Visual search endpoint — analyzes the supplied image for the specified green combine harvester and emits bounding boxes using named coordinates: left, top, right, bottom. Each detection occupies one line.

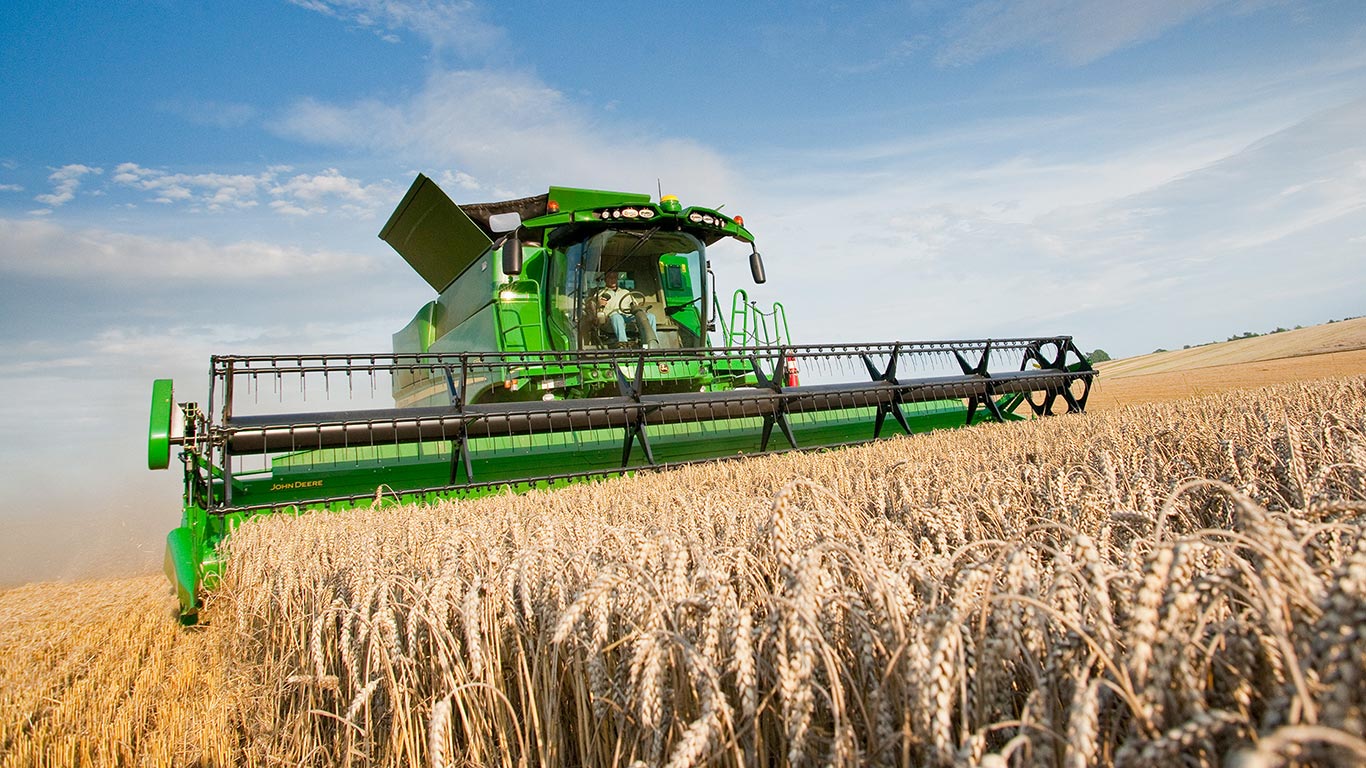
left=148, top=174, right=1096, bottom=620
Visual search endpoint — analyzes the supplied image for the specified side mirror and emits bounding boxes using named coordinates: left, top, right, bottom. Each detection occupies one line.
left=502, top=237, right=523, bottom=276
left=749, top=249, right=767, bottom=284
left=488, top=212, right=522, bottom=234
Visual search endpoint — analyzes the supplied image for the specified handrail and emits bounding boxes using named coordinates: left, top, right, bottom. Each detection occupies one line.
left=725, top=289, right=792, bottom=348
left=727, top=289, right=751, bottom=346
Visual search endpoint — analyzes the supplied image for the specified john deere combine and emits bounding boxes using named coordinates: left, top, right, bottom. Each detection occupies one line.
left=148, top=174, right=1095, bottom=620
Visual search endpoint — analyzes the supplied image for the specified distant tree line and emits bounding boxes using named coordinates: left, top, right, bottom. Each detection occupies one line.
left=1147, top=312, right=1360, bottom=355
left=1102, top=315, right=1363, bottom=359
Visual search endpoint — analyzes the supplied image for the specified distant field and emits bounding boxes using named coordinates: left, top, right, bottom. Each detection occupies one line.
left=1098, top=316, right=1366, bottom=378
left=1087, top=317, right=1366, bottom=410
left=3, top=322, right=1364, bottom=767
left=1088, top=348, right=1366, bottom=410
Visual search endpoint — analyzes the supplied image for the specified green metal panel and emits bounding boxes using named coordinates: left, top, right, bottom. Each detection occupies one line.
left=658, top=253, right=702, bottom=338
left=148, top=378, right=174, bottom=470
left=433, top=252, right=497, bottom=339
left=380, top=174, right=492, bottom=292
left=420, top=245, right=552, bottom=356
left=547, top=186, right=650, bottom=212
left=393, top=301, right=437, bottom=353
left=495, top=278, right=548, bottom=353
left=164, top=525, right=199, bottom=621
left=430, top=303, right=499, bottom=356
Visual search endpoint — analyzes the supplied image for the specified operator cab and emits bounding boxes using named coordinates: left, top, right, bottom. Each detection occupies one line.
left=547, top=229, right=707, bottom=350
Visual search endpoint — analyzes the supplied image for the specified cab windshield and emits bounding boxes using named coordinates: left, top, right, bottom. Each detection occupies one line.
left=548, top=229, right=707, bottom=350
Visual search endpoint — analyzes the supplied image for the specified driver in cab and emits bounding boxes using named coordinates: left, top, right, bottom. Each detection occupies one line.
left=596, top=271, right=659, bottom=348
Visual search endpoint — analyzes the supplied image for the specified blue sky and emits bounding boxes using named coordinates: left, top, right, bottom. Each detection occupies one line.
left=2, top=0, right=1364, bottom=583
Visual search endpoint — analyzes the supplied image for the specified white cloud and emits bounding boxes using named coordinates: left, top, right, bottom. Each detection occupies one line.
left=287, top=0, right=502, bottom=57
left=272, top=69, right=738, bottom=200
left=112, top=162, right=265, bottom=208
left=34, top=164, right=102, bottom=208
left=269, top=199, right=314, bottom=216
left=0, top=183, right=21, bottom=192
left=267, top=167, right=388, bottom=215
left=940, top=0, right=1253, bottom=66
left=437, top=170, right=481, bottom=192
left=108, top=163, right=397, bottom=216
left=0, top=217, right=377, bottom=279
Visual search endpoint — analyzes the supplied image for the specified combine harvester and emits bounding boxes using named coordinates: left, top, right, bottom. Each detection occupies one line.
left=148, top=174, right=1096, bottom=620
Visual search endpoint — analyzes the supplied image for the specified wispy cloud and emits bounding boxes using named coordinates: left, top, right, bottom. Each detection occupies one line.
left=272, top=69, right=738, bottom=200
left=34, top=164, right=102, bottom=208
left=288, top=0, right=502, bottom=57
left=1051, top=98, right=1366, bottom=257
left=0, top=321, right=396, bottom=382
left=109, top=163, right=398, bottom=215
left=939, top=0, right=1260, bottom=66
left=280, top=3, right=734, bottom=198
left=112, top=163, right=267, bottom=208
left=0, top=217, right=377, bottom=279
left=741, top=94, right=1366, bottom=355
left=155, top=98, right=258, bottom=128
left=0, top=183, right=21, bottom=192
left=834, top=38, right=929, bottom=75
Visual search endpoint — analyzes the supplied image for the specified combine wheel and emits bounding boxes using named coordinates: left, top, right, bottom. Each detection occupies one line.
left=1041, top=376, right=1092, bottom=414
left=1019, top=344, right=1092, bottom=416
left=148, top=378, right=174, bottom=470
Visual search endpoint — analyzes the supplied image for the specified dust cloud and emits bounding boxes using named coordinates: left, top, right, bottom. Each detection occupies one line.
left=0, top=478, right=173, bottom=588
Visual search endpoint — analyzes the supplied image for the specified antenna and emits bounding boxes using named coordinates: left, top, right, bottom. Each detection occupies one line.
left=657, top=178, right=663, bottom=201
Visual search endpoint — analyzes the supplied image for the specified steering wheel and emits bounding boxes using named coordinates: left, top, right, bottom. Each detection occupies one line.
left=625, top=291, right=647, bottom=310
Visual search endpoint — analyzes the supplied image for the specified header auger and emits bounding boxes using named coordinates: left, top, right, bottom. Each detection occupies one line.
left=149, top=173, right=1096, bottom=621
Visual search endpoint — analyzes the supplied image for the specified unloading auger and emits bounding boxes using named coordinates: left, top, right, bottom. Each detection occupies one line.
left=148, top=174, right=1096, bottom=620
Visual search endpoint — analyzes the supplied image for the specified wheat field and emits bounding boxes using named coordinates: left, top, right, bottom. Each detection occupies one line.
left=3, top=377, right=1365, bottom=767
